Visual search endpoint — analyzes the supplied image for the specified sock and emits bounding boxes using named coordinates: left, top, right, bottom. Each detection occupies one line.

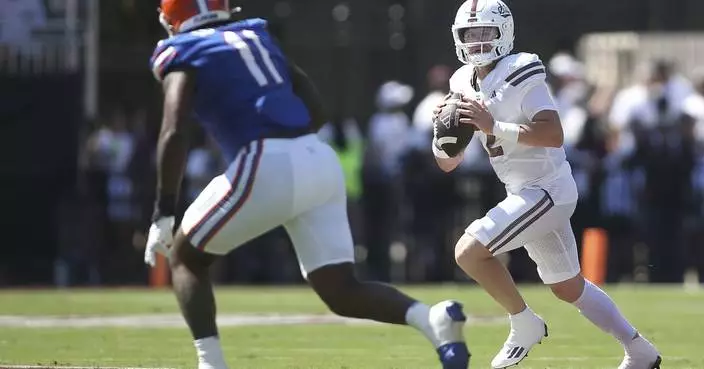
left=405, top=302, right=441, bottom=348
left=509, top=306, right=537, bottom=327
left=573, top=279, right=637, bottom=344
left=508, top=306, right=545, bottom=337
left=194, top=336, right=228, bottom=369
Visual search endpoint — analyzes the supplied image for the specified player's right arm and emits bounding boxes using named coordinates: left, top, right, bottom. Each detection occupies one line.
left=154, top=69, right=195, bottom=219
left=144, top=39, right=196, bottom=266
left=149, top=40, right=197, bottom=219
left=435, top=150, right=465, bottom=173
left=430, top=66, right=477, bottom=172
left=431, top=100, right=465, bottom=173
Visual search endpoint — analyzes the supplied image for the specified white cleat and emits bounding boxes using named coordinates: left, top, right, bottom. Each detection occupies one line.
left=491, top=309, right=547, bottom=368
left=429, top=300, right=471, bottom=369
left=618, top=334, right=662, bottom=369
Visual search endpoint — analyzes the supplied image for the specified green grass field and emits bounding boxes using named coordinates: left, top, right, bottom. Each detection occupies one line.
left=0, top=284, right=701, bottom=368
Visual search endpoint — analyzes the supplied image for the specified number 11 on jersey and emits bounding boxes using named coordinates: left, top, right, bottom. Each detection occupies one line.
left=224, top=30, right=283, bottom=87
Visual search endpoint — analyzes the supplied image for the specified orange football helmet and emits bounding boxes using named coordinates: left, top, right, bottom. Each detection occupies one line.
left=159, top=0, right=232, bottom=35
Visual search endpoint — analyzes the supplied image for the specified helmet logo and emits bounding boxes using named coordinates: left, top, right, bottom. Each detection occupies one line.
left=492, top=4, right=511, bottom=18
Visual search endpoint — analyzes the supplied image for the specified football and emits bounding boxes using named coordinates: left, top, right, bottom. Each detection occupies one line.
left=433, top=92, right=476, bottom=157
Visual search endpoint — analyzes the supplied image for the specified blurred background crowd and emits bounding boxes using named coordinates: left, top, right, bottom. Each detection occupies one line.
left=1, top=0, right=704, bottom=287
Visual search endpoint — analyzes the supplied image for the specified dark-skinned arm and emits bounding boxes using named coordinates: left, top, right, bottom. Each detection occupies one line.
left=288, top=61, right=328, bottom=131
left=269, top=32, right=328, bottom=131
left=153, top=69, right=196, bottom=221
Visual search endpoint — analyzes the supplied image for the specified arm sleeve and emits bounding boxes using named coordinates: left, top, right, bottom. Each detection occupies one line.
left=520, top=82, right=558, bottom=121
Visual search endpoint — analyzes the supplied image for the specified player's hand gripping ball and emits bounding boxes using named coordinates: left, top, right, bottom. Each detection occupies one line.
left=432, top=92, right=477, bottom=157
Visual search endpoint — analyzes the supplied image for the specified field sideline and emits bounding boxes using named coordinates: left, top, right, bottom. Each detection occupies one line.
left=0, top=284, right=701, bottom=369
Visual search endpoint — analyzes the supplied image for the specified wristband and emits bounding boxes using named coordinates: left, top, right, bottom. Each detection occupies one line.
left=492, top=121, right=520, bottom=143
left=153, top=194, right=177, bottom=222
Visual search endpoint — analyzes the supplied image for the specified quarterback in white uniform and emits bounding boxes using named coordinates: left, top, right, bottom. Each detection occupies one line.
left=432, top=1, right=662, bottom=368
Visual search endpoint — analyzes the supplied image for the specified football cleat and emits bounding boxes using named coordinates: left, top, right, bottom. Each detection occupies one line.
left=618, top=334, right=662, bottom=369
left=491, top=312, right=547, bottom=368
left=429, top=300, right=471, bottom=369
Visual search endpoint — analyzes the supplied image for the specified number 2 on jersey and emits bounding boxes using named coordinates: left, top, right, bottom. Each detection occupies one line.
left=224, top=30, right=283, bottom=87
left=485, top=135, right=504, bottom=157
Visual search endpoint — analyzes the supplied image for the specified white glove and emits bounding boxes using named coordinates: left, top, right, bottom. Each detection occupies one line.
left=144, top=216, right=175, bottom=267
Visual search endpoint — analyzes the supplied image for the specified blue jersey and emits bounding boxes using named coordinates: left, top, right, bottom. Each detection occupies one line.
left=150, top=18, right=310, bottom=161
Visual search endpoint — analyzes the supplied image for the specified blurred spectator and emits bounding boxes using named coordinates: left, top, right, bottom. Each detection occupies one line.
left=0, top=0, right=46, bottom=54
left=548, top=52, right=606, bottom=256
left=681, top=69, right=704, bottom=284
left=608, top=60, right=693, bottom=153
left=682, top=68, right=704, bottom=143
left=689, top=152, right=704, bottom=284
left=402, top=66, right=461, bottom=281
left=81, top=108, right=144, bottom=284
left=411, top=65, right=451, bottom=148
left=609, top=60, right=696, bottom=283
left=362, top=80, right=413, bottom=281
left=548, top=52, right=592, bottom=148
left=318, top=118, right=365, bottom=245
left=127, top=108, right=158, bottom=245
left=367, top=81, right=414, bottom=178
left=184, top=134, right=223, bottom=205
left=319, top=118, right=364, bottom=201
left=599, top=134, right=644, bottom=282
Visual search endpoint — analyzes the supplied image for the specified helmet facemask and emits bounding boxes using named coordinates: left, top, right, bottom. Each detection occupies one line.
left=453, top=24, right=502, bottom=67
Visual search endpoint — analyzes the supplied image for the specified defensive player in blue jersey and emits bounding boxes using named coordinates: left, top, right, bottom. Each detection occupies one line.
left=144, top=1, right=469, bottom=368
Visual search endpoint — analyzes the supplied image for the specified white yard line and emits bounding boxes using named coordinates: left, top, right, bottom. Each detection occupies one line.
left=528, top=356, right=685, bottom=361
left=0, top=313, right=505, bottom=328
left=0, top=367, right=174, bottom=369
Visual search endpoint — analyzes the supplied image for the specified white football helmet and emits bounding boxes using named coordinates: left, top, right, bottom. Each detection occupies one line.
left=452, top=0, right=515, bottom=67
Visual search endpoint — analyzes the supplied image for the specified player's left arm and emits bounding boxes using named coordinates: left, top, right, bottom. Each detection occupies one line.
left=458, top=82, right=563, bottom=148
left=154, top=69, right=196, bottom=220
left=288, top=61, right=328, bottom=131
left=143, top=68, right=195, bottom=266
left=270, top=32, right=328, bottom=132
left=513, top=82, right=564, bottom=148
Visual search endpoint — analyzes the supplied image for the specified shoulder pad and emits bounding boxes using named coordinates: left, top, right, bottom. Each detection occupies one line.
left=222, top=17, right=268, bottom=32
left=502, top=53, right=546, bottom=89
left=150, top=39, right=178, bottom=82
left=149, top=33, right=208, bottom=82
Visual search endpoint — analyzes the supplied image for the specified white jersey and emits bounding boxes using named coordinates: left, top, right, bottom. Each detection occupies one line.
left=449, top=52, right=578, bottom=204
